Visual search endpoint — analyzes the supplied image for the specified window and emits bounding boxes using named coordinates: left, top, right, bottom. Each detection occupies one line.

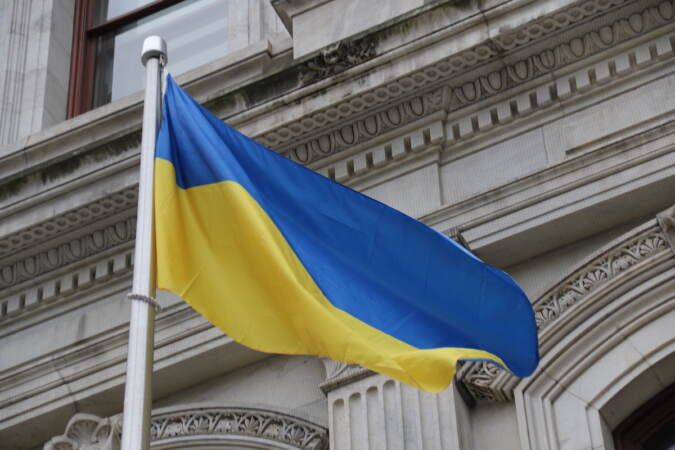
left=614, top=383, right=675, bottom=450
left=68, top=0, right=229, bottom=117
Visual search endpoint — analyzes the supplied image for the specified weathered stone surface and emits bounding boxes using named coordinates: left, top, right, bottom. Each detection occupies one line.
left=1, top=0, right=675, bottom=449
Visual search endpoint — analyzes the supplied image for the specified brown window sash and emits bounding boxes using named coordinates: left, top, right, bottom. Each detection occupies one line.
left=67, top=0, right=184, bottom=118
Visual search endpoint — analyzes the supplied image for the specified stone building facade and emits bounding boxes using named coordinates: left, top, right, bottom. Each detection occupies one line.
left=0, top=0, right=674, bottom=449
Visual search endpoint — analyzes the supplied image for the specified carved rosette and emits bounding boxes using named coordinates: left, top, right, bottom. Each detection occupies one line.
left=459, top=224, right=671, bottom=403
left=45, top=407, right=328, bottom=450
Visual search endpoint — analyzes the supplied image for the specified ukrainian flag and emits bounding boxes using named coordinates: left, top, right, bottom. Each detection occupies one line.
left=154, top=75, right=538, bottom=393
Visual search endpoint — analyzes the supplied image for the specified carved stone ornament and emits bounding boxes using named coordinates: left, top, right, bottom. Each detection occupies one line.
left=298, top=36, right=377, bottom=84
left=45, top=407, right=328, bottom=450
left=260, top=0, right=675, bottom=165
left=319, top=357, right=373, bottom=393
left=458, top=224, right=670, bottom=403
left=0, top=187, right=138, bottom=260
left=657, top=204, right=675, bottom=252
left=0, top=217, right=136, bottom=290
left=44, top=413, right=122, bottom=450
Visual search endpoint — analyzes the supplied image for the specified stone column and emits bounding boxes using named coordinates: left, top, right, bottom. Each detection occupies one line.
left=320, top=360, right=472, bottom=450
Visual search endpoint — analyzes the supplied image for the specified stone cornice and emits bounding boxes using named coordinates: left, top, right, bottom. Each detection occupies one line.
left=1, top=30, right=672, bottom=325
left=0, top=0, right=659, bottom=274
left=310, top=33, right=674, bottom=188
left=0, top=186, right=138, bottom=260
left=457, top=217, right=673, bottom=402
left=0, top=0, right=657, bottom=212
left=0, top=217, right=136, bottom=291
left=44, top=406, right=328, bottom=450
left=260, top=0, right=668, bottom=164
left=0, top=235, right=135, bottom=326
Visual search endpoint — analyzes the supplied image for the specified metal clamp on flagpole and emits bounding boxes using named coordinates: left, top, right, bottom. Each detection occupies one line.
left=127, top=293, right=161, bottom=311
left=120, top=35, right=166, bottom=450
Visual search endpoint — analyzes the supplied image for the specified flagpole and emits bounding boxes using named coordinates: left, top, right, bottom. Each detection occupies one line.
left=121, top=36, right=166, bottom=450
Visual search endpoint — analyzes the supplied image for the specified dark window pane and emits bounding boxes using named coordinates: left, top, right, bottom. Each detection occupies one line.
left=92, top=0, right=228, bottom=108
left=644, top=417, right=675, bottom=450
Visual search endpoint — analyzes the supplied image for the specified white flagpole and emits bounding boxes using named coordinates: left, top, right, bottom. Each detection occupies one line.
left=121, top=36, right=166, bottom=450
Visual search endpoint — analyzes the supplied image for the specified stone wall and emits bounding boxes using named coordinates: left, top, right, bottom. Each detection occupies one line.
left=0, top=0, right=674, bottom=449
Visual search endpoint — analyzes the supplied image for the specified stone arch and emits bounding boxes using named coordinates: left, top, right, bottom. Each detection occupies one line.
left=514, top=211, right=675, bottom=450
left=44, top=404, right=328, bottom=450
left=458, top=207, right=675, bottom=449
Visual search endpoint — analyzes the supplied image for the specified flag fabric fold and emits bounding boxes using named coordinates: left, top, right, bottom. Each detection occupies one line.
left=154, top=75, right=538, bottom=393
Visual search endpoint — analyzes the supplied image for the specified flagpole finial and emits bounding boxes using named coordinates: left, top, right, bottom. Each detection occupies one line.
left=141, top=36, right=167, bottom=67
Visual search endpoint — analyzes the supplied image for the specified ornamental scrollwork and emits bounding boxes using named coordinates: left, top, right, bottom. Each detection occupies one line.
left=457, top=361, right=510, bottom=403
left=0, top=187, right=138, bottom=259
left=0, top=217, right=136, bottom=289
left=45, top=407, right=328, bottom=450
left=534, top=230, right=667, bottom=330
left=151, top=407, right=327, bottom=449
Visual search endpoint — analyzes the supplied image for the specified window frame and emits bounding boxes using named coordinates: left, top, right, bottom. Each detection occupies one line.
left=67, top=0, right=184, bottom=118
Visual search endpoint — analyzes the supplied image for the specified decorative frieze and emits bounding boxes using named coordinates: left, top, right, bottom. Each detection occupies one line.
left=152, top=407, right=327, bottom=449
left=282, top=89, right=446, bottom=165
left=0, top=248, right=134, bottom=321
left=493, top=0, right=631, bottom=51
left=0, top=214, right=137, bottom=322
left=315, top=30, right=673, bottom=184
left=260, top=0, right=675, bottom=165
left=0, top=217, right=136, bottom=290
left=458, top=224, right=671, bottom=402
left=0, top=187, right=138, bottom=259
left=45, top=407, right=328, bottom=450
left=534, top=228, right=667, bottom=330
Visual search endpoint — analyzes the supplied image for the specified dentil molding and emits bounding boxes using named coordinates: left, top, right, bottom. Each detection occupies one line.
left=260, top=0, right=674, bottom=165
